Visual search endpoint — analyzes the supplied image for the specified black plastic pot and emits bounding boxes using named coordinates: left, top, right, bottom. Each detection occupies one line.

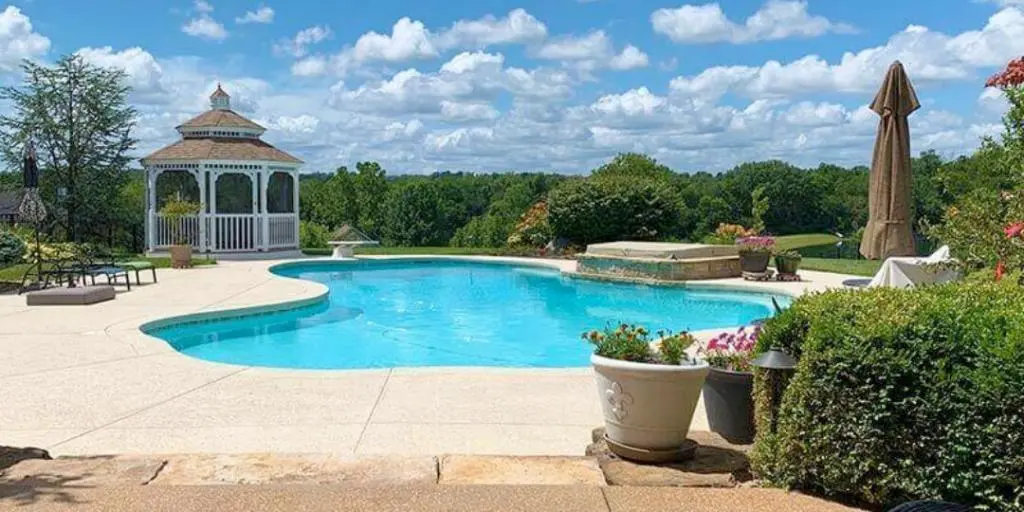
left=702, top=367, right=755, bottom=444
left=775, top=255, right=801, bottom=275
left=739, top=252, right=770, bottom=273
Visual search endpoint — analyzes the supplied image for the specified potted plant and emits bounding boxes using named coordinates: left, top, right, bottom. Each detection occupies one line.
left=737, top=236, right=775, bottom=274
left=584, top=324, right=709, bottom=461
left=699, top=325, right=759, bottom=444
left=774, top=249, right=802, bottom=276
left=160, top=199, right=200, bottom=269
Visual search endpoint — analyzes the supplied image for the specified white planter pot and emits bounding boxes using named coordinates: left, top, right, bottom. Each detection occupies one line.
left=591, top=353, right=709, bottom=452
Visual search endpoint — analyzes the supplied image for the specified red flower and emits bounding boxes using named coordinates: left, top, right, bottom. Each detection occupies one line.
left=1005, top=222, right=1024, bottom=239
left=995, top=261, right=1006, bottom=282
left=986, top=57, right=1024, bottom=89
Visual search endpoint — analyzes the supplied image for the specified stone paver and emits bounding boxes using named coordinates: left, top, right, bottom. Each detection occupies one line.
left=152, top=454, right=438, bottom=486
left=0, top=256, right=856, bottom=456
left=439, top=455, right=605, bottom=486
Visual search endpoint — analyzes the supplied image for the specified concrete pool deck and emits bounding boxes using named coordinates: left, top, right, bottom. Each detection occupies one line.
left=0, top=256, right=856, bottom=456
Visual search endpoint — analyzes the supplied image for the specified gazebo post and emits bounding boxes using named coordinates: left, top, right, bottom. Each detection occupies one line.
left=249, top=170, right=260, bottom=251
left=146, top=168, right=157, bottom=253
left=260, top=169, right=270, bottom=252
left=292, top=170, right=300, bottom=249
left=197, top=169, right=208, bottom=252
left=210, top=171, right=218, bottom=252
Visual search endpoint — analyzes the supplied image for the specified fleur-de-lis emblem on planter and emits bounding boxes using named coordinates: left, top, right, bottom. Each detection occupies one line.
left=605, top=381, right=633, bottom=421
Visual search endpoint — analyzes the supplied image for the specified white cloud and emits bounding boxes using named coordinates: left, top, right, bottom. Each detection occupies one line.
left=75, top=46, right=166, bottom=99
left=236, top=5, right=274, bottom=24
left=182, top=1, right=227, bottom=40
left=0, top=6, right=51, bottom=71
left=291, top=56, right=328, bottom=76
left=292, top=10, right=553, bottom=77
left=435, top=8, right=547, bottom=50
left=275, top=25, right=331, bottom=57
left=440, top=100, right=500, bottom=121
left=652, top=0, right=854, bottom=44
left=669, top=7, right=1024, bottom=100
left=536, top=31, right=648, bottom=72
left=609, top=45, right=649, bottom=70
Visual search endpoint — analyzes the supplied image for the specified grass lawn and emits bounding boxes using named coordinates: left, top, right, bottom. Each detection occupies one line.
left=0, top=256, right=216, bottom=284
left=773, top=233, right=839, bottom=251
left=795, top=257, right=882, bottom=277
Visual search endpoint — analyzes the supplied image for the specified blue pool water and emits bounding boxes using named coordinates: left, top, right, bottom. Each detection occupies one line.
left=147, top=260, right=790, bottom=369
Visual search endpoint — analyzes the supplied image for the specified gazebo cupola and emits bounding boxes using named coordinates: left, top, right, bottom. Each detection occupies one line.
left=142, top=85, right=303, bottom=254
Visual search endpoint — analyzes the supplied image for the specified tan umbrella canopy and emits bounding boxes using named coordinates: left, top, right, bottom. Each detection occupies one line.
left=860, top=61, right=920, bottom=260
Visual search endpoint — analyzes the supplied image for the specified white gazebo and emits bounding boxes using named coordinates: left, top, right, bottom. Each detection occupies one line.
left=143, top=85, right=302, bottom=254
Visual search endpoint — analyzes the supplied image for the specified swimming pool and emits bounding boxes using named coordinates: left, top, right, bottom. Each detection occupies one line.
left=146, top=259, right=791, bottom=369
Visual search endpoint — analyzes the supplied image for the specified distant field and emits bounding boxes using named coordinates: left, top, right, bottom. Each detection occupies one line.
left=773, top=233, right=840, bottom=251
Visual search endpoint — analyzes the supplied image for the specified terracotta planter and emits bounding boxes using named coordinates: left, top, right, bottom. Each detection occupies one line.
left=702, top=367, right=755, bottom=444
left=739, top=251, right=771, bottom=273
left=591, top=354, right=709, bottom=460
left=169, top=244, right=193, bottom=269
left=775, top=255, right=802, bottom=275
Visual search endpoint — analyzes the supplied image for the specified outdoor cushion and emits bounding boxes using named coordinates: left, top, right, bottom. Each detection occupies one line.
left=118, top=260, right=154, bottom=270
left=26, top=285, right=115, bottom=306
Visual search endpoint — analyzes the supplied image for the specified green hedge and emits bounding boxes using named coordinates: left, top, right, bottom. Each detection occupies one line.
left=547, top=177, right=681, bottom=245
left=752, top=283, right=1024, bottom=510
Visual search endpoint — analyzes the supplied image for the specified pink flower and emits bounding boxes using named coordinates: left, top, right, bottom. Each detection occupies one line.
left=1005, top=222, right=1024, bottom=239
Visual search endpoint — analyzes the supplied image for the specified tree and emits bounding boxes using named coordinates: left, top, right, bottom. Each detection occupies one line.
left=354, top=161, right=388, bottom=237
left=591, top=153, right=674, bottom=182
left=0, top=54, right=137, bottom=242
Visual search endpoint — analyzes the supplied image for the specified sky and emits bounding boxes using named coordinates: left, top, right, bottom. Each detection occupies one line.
left=1, top=0, right=1022, bottom=174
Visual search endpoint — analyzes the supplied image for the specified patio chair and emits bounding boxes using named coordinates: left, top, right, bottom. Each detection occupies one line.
left=17, top=257, right=80, bottom=293
left=97, top=252, right=156, bottom=285
left=71, top=252, right=132, bottom=291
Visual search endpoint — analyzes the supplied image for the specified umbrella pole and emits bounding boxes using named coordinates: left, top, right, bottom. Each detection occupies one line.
left=34, top=221, right=41, bottom=288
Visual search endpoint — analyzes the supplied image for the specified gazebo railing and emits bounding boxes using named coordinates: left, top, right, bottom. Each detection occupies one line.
left=267, top=213, right=298, bottom=249
left=153, top=214, right=201, bottom=249
left=212, top=214, right=258, bottom=252
left=150, top=212, right=299, bottom=252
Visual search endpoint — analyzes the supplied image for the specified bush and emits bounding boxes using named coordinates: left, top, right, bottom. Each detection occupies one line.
left=450, top=214, right=510, bottom=248
left=0, top=230, right=26, bottom=266
left=751, top=283, right=1024, bottom=510
left=506, top=201, right=553, bottom=248
left=547, top=177, right=681, bottom=245
left=299, top=221, right=330, bottom=249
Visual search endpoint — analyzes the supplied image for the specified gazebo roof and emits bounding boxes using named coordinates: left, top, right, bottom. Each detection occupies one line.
left=177, top=109, right=265, bottom=131
left=142, top=137, right=303, bottom=164
left=143, top=85, right=302, bottom=166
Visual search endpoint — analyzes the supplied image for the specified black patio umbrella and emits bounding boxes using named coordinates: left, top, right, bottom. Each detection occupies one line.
left=22, top=138, right=39, bottom=188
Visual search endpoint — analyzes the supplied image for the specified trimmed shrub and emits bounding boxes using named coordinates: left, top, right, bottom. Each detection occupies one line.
left=547, top=177, right=681, bottom=245
left=0, top=230, right=26, bottom=266
left=299, top=221, right=330, bottom=249
left=752, top=283, right=1024, bottom=510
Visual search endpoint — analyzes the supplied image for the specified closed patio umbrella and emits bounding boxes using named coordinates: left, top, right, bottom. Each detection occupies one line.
left=860, top=61, right=919, bottom=260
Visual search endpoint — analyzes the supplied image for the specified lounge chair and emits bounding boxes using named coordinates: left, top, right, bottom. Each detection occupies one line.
left=866, top=245, right=958, bottom=289
left=71, top=252, right=132, bottom=291
left=117, top=260, right=157, bottom=284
